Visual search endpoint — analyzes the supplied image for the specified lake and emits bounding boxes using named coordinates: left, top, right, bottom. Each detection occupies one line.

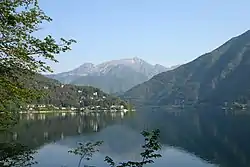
left=1, top=107, right=250, bottom=167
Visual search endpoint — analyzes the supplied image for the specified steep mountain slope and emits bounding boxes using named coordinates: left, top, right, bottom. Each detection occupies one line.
left=124, top=30, right=250, bottom=106
left=47, top=57, right=175, bottom=93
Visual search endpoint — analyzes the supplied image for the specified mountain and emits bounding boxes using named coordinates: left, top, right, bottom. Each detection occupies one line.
left=47, top=57, right=176, bottom=93
left=25, top=74, right=129, bottom=109
left=124, top=30, right=250, bottom=106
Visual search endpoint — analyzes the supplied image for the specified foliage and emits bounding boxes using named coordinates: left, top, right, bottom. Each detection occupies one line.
left=69, top=141, right=103, bottom=167
left=0, top=112, right=17, bottom=131
left=0, top=0, right=76, bottom=114
left=0, top=0, right=75, bottom=166
left=105, top=129, right=161, bottom=167
left=0, top=142, right=36, bottom=167
left=26, top=74, right=130, bottom=109
left=69, top=130, right=161, bottom=167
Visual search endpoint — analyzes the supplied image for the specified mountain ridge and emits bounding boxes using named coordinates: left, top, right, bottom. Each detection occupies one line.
left=47, top=57, right=178, bottom=93
left=124, top=30, right=250, bottom=106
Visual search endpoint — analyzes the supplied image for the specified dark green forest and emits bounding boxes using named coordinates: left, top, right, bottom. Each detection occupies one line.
left=124, top=30, right=250, bottom=107
left=26, top=74, right=130, bottom=109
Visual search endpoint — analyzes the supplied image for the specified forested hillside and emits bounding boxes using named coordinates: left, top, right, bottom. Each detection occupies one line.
left=26, top=74, right=129, bottom=109
left=124, top=30, right=250, bottom=106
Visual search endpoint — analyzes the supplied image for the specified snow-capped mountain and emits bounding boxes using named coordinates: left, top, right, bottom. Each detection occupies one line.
left=46, top=57, right=177, bottom=93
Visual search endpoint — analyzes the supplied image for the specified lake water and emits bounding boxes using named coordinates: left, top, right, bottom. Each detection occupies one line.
left=2, top=107, right=250, bottom=167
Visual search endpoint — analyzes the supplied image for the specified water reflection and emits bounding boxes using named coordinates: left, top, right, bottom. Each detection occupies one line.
left=1, top=108, right=250, bottom=167
left=0, top=111, right=127, bottom=150
left=130, top=107, right=250, bottom=167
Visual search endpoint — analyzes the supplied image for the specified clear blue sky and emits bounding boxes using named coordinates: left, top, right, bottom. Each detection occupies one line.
left=38, top=0, right=250, bottom=73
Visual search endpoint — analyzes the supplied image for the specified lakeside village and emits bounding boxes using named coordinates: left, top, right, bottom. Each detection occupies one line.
left=22, top=104, right=130, bottom=114
left=21, top=88, right=133, bottom=114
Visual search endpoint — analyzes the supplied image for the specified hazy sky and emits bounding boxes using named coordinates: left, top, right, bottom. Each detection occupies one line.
left=38, top=0, right=250, bottom=73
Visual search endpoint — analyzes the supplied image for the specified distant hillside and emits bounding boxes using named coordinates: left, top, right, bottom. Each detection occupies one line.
left=124, top=30, right=250, bottom=106
left=46, top=57, right=177, bottom=93
left=26, top=74, right=129, bottom=109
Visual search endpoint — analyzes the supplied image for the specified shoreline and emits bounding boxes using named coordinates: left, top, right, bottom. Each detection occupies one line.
left=19, top=109, right=134, bottom=114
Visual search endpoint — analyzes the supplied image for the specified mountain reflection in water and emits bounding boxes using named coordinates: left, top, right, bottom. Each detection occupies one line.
left=1, top=107, right=250, bottom=167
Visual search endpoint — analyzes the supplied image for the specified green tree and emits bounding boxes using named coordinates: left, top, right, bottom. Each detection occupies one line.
left=0, top=0, right=76, bottom=126
left=0, top=0, right=75, bottom=166
left=69, top=129, right=161, bottom=167
left=0, top=143, right=37, bottom=167
left=105, top=129, right=161, bottom=167
left=69, top=141, right=104, bottom=167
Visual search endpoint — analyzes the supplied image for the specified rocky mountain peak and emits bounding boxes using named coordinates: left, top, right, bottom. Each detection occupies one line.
left=46, top=57, right=178, bottom=93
